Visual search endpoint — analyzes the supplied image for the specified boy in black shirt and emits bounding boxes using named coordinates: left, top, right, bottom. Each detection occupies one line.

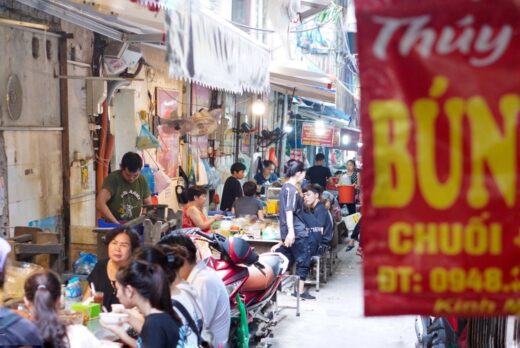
left=220, top=162, right=246, bottom=211
left=306, top=153, right=332, bottom=189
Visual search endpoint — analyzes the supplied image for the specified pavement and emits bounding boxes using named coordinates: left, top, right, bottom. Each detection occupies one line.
left=266, top=248, right=418, bottom=348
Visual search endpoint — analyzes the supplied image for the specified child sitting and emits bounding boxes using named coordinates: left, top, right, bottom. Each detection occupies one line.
left=232, top=181, right=264, bottom=220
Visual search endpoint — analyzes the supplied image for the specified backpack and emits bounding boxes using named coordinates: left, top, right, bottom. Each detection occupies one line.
left=172, top=300, right=210, bottom=348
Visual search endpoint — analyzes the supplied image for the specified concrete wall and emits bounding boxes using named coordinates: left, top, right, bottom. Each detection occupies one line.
left=60, top=22, right=97, bottom=227
left=4, top=130, right=63, bottom=230
left=0, top=25, right=62, bottom=236
left=0, top=5, right=185, bottom=234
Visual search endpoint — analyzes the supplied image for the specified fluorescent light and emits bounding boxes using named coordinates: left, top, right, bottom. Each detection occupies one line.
left=357, top=142, right=363, bottom=148
left=284, top=125, right=293, bottom=132
left=342, top=135, right=351, bottom=145
left=315, top=120, right=325, bottom=128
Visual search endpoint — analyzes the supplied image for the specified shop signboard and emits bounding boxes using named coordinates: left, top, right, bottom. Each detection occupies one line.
left=356, top=0, right=520, bottom=316
left=301, top=122, right=335, bottom=147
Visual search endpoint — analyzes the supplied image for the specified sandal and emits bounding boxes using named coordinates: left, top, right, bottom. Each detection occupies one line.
left=356, top=248, right=363, bottom=258
left=345, top=244, right=355, bottom=252
left=345, top=240, right=356, bottom=252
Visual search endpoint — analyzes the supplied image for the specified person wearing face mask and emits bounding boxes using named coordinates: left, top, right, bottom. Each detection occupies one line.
left=96, top=152, right=152, bottom=224
left=83, top=229, right=140, bottom=310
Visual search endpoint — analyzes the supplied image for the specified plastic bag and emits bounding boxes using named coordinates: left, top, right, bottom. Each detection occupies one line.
left=73, top=252, right=98, bottom=275
left=136, top=124, right=160, bottom=150
left=154, top=169, right=171, bottom=194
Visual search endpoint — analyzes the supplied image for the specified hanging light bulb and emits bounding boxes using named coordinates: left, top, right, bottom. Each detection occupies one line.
left=357, top=142, right=363, bottom=148
left=284, top=124, right=293, bottom=133
left=252, top=97, right=266, bottom=116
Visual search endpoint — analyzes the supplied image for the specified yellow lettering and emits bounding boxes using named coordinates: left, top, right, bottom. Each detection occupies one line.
left=388, top=218, right=501, bottom=256
left=467, top=95, right=519, bottom=207
left=413, top=79, right=463, bottom=209
left=377, top=267, right=397, bottom=293
left=438, top=223, right=463, bottom=255
left=465, top=217, right=488, bottom=255
left=369, top=100, right=414, bottom=207
left=503, top=299, right=520, bottom=315
left=414, top=223, right=438, bottom=254
left=489, top=224, right=502, bottom=255
left=388, top=223, right=413, bottom=254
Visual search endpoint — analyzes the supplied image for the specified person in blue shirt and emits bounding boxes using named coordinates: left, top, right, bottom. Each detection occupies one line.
left=254, top=160, right=279, bottom=194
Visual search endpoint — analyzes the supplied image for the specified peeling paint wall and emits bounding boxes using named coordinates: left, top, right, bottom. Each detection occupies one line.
left=0, top=25, right=61, bottom=236
left=60, top=22, right=97, bottom=227
left=4, top=131, right=63, bottom=229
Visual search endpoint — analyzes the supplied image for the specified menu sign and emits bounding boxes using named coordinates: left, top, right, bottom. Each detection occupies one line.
left=301, top=122, right=335, bottom=147
left=356, top=0, right=520, bottom=316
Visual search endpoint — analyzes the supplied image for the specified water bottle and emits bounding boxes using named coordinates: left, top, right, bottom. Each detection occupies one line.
left=142, top=164, right=155, bottom=193
left=64, top=277, right=83, bottom=310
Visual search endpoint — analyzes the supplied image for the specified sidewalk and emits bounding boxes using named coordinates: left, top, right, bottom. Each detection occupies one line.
left=268, top=249, right=418, bottom=347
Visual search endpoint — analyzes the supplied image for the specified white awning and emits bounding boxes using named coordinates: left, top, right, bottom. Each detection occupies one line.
left=269, top=60, right=335, bottom=103
left=164, top=4, right=271, bottom=94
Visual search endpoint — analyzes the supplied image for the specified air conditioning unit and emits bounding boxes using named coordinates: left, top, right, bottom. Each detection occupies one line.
left=103, top=41, right=142, bottom=75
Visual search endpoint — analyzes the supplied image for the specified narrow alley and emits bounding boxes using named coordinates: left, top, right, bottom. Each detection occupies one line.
left=270, top=251, right=418, bottom=347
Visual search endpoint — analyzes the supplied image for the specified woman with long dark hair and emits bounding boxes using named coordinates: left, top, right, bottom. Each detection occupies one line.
left=102, top=259, right=181, bottom=347
left=128, top=245, right=204, bottom=347
left=24, top=271, right=114, bottom=348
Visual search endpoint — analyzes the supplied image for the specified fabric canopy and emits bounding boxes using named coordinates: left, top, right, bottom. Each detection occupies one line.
left=161, top=1, right=270, bottom=94
left=270, top=60, right=335, bottom=103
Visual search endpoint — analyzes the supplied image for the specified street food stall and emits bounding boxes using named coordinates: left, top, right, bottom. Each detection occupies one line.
left=209, top=215, right=282, bottom=255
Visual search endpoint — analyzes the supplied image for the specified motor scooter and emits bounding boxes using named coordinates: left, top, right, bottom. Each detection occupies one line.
left=187, top=228, right=289, bottom=347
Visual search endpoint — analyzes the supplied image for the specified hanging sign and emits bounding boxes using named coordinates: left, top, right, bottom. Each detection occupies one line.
left=301, top=122, right=335, bottom=147
left=356, top=0, right=520, bottom=316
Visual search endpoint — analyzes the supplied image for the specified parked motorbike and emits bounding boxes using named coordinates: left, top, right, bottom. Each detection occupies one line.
left=187, top=229, right=289, bottom=347
left=416, top=315, right=520, bottom=348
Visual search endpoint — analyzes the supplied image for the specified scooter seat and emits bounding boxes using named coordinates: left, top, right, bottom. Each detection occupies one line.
left=242, top=263, right=275, bottom=291
left=258, top=254, right=282, bottom=276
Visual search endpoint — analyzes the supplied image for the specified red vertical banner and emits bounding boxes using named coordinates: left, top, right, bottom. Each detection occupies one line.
left=356, top=0, right=520, bottom=316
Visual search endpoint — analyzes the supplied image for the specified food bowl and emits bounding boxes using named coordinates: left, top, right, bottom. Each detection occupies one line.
left=59, top=310, right=84, bottom=326
left=99, top=312, right=128, bottom=325
left=111, top=304, right=125, bottom=313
